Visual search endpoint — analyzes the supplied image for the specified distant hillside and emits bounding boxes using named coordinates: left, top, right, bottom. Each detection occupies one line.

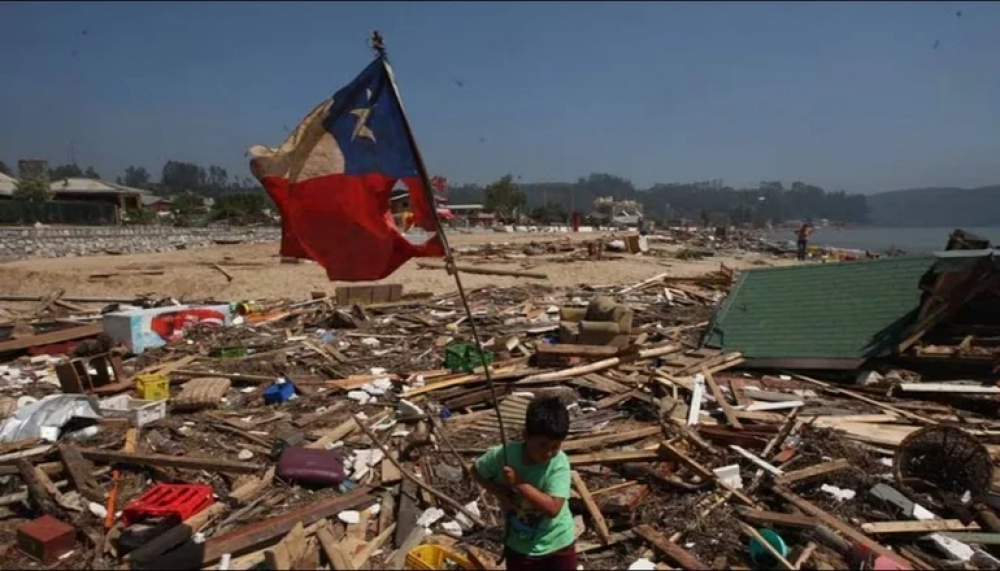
left=448, top=173, right=869, bottom=224
left=868, top=185, right=1000, bottom=227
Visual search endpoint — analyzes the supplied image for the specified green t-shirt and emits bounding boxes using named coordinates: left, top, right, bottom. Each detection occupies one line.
left=474, top=442, right=575, bottom=557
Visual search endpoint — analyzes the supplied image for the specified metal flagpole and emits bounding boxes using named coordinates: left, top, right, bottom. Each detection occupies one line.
left=370, top=32, right=512, bottom=466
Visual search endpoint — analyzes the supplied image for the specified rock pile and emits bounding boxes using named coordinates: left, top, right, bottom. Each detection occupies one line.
left=0, top=226, right=281, bottom=261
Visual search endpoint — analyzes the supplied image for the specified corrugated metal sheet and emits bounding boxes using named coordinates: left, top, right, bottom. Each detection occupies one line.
left=50, top=178, right=150, bottom=195
left=701, top=256, right=937, bottom=363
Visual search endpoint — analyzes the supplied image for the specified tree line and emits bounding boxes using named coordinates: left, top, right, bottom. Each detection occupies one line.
left=2, top=158, right=872, bottom=226
left=0, top=158, right=271, bottom=226
left=451, top=173, right=870, bottom=225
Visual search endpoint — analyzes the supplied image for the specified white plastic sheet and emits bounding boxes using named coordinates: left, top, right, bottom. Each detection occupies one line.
left=0, top=394, right=101, bottom=443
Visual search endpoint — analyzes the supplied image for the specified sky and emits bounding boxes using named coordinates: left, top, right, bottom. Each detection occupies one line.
left=1, top=1, right=999, bottom=194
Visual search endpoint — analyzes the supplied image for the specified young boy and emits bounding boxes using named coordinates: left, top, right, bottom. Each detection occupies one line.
left=471, top=396, right=577, bottom=571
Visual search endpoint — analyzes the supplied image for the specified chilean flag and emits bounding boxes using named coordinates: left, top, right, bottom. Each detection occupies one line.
left=248, top=57, right=445, bottom=281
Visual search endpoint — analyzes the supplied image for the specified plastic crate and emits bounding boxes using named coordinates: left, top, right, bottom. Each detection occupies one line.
left=444, top=344, right=494, bottom=374
left=121, top=484, right=214, bottom=526
left=136, top=374, right=170, bottom=401
left=99, top=395, right=166, bottom=428
left=404, top=545, right=475, bottom=571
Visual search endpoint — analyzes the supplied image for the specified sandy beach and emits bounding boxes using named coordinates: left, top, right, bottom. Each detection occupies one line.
left=0, top=232, right=794, bottom=303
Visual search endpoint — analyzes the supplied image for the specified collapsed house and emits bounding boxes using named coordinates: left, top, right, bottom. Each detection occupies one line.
left=702, top=229, right=999, bottom=377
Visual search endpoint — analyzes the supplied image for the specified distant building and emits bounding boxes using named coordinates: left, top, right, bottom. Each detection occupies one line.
left=0, top=173, right=16, bottom=199
left=140, top=194, right=172, bottom=213
left=448, top=204, right=494, bottom=227
left=49, top=177, right=155, bottom=223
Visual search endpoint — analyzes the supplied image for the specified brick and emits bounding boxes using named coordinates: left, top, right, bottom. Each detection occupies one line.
left=17, top=515, right=75, bottom=565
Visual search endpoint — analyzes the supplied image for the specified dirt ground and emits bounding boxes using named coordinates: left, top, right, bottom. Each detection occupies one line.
left=0, top=232, right=793, bottom=303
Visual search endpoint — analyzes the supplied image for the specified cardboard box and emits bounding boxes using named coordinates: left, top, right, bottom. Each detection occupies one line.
left=17, top=515, right=75, bottom=564
left=102, top=304, right=233, bottom=354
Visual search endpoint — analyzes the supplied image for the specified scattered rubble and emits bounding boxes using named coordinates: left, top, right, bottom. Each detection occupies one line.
left=0, top=233, right=997, bottom=570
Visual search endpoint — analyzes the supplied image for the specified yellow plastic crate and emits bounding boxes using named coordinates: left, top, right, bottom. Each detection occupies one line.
left=136, top=374, right=170, bottom=401
left=404, top=545, right=476, bottom=571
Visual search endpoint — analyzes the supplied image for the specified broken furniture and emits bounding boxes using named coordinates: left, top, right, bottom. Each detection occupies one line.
left=55, top=352, right=127, bottom=394
left=559, top=296, right=634, bottom=347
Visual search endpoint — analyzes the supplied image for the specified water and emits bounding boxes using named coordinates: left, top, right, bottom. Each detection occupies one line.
left=765, top=226, right=1000, bottom=254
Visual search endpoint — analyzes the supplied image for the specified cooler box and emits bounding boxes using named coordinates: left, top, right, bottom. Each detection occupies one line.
left=102, top=304, right=233, bottom=354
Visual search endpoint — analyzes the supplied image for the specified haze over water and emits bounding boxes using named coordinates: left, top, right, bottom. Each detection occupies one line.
left=767, top=226, right=1000, bottom=254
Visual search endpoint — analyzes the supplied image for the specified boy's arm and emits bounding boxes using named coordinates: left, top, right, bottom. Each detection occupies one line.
left=471, top=447, right=514, bottom=508
left=471, top=464, right=511, bottom=500
left=505, top=459, right=570, bottom=519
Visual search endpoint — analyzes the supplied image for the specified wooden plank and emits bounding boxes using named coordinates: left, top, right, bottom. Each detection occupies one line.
left=230, top=467, right=275, bottom=504
left=150, top=487, right=374, bottom=569
left=562, top=426, right=661, bottom=453
left=317, top=523, right=356, bottom=570
left=380, top=452, right=402, bottom=485
left=0, top=322, right=102, bottom=353
left=378, top=492, right=395, bottom=535
left=416, top=261, right=548, bottom=279
left=124, top=503, right=227, bottom=564
left=775, top=459, right=852, bottom=486
left=387, top=527, right=426, bottom=569
left=634, top=524, right=707, bottom=570
left=17, top=460, right=64, bottom=517
left=351, top=522, right=395, bottom=568
left=658, top=442, right=714, bottom=480
left=394, top=477, right=419, bottom=549
left=737, top=508, right=817, bottom=529
left=701, top=367, right=743, bottom=429
left=659, top=441, right=756, bottom=506
left=935, top=532, right=1000, bottom=544
left=899, top=383, right=1000, bottom=394
left=79, top=448, right=263, bottom=474
left=535, top=344, right=621, bottom=358
left=264, top=521, right=310, bottom=570
left=862, top=520, right=981, bottom=535
left=595, top=390, right=639, bottom=410
left=307, top=418, right=360, bottom=450
left=56, top=443, right=102, bottom=503
left=571, top=471, right=610, bottom=543
left=791, top=374, right=937, bottom=426
left=772, top=485, right=916, bottom=569
left=568, top=449, right=660, bottom=467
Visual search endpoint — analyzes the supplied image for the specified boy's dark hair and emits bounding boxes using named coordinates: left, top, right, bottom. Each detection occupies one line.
left=525, top=396, right=570, bottom=440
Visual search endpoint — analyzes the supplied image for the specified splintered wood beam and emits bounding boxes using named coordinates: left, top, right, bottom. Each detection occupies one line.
left=634, top=524, right=707, bottom=570
left=571, top=471, right=610, bottom=543
left=862, top=520, right=981, bottom=535
left=775, top=458, right=852, bottom=486
left=701, top=367, right=743, bottom=429
left=568, top=449, right=661, bottom=466
left=736, top=507, right=817, bottom=530
left=772, top=485, right=919, bottom=570
left=78, top=448, right=263, bottom=474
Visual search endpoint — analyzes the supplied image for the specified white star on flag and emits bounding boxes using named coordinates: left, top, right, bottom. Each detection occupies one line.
left=350, top=88, right=376, bottom=142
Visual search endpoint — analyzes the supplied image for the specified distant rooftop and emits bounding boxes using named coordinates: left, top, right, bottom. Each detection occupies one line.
left=51, top=177, right=151, bottom=195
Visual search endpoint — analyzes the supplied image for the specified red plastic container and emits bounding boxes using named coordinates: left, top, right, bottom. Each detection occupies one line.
left=121, top=483, right=215, bottom=526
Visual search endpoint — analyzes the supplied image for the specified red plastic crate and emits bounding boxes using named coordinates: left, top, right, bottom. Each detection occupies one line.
left=121, top=484, right=215, bottom=526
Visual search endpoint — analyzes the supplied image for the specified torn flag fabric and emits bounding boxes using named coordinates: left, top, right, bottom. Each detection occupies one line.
left=248, top=57, right=445, bottom=281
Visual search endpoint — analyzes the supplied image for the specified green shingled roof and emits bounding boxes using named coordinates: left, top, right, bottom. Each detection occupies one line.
left=702, top=256, right=937, bottom=363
